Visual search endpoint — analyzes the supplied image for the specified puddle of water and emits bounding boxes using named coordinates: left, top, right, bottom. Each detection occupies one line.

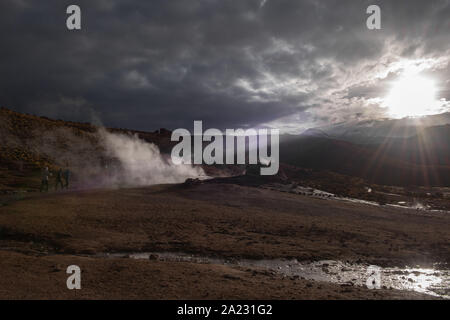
left=95, top=252, right=449, bottom=299
left=238, top=259, right=449, bottom=299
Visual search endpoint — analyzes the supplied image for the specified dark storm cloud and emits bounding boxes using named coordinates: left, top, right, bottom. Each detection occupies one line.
left=0, top=0, right=449, bottom=132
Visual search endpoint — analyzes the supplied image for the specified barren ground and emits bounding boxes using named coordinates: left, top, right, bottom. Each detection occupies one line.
left=0, top=182, right=448, bottom=299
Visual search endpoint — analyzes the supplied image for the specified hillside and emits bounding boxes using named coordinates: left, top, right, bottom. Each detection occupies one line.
left=0, top=108, right=244, bottom=193
left=280, top=126, right=450, bottom=187
left=0, top=107, right=178, bottom=193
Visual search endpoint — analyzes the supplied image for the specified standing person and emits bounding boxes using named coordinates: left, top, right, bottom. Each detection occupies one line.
left=40, top=167, right=50, bottom=192
left=63, top=168, right=71, bottom=189
left=55, top=168, right=64, bottom=190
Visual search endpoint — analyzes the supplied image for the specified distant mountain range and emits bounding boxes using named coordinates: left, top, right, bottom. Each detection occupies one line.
left=281, top=117, right=450, bottom=186
left=314, top=112, right=450, bottom=144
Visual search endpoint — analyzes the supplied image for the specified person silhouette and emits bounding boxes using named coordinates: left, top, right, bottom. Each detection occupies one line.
left=55, top=168, right=64, bottom=190
left=63, top=168, right=71, bottom=189
left=40, top=167, right=50, bottom=192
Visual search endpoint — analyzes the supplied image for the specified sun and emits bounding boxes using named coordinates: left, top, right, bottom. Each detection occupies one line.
left=384, top=74, right=439, bottom=118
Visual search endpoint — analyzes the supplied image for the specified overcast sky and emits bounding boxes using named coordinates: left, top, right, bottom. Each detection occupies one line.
left=1, top=0, right=449, bottom=132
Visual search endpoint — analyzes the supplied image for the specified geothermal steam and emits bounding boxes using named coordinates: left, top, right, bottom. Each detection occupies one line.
left=99, top=129, right=204, bottom=186
left=1, top=111, right=204, bottom=188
